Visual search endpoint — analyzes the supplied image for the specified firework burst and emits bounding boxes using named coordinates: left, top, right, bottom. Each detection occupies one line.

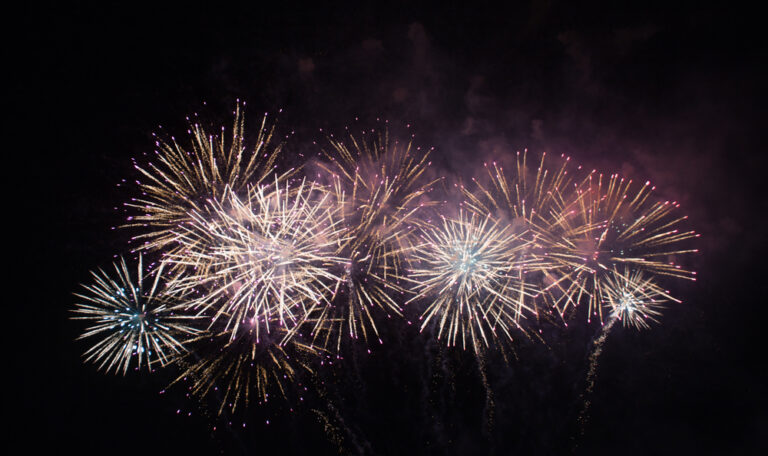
left=406, top=210, right=536, bottom=353
left=461, top=151, right=586, bottom=321
left=307, top=128, right=438, bottom=350
left=167, top=178, right=348, bottom=341
left=543, top=171, right=699, bottom=322
left=463, top=152, right=698, bottom=324
left=124, top=103, right=289, bottom=255
left=72, top=255, right=200, bottom=374
left=601, top=267, right=677, bottom=329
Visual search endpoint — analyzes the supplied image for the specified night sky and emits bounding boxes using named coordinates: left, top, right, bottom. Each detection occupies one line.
left=12, top=1, right=767, bottom=454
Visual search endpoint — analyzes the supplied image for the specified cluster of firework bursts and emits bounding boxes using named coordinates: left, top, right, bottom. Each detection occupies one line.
left=72, top=104, right=698, bottom=414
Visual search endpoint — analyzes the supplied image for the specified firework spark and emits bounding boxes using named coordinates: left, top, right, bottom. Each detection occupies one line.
left=72, top=255, right=200, bottom=374
left=406, top=210, right=536, bottom=353
left=124, top=103, right=289, bottom=255
left=167, top=178, right=348, bottom=341
left=308, top=128, right=438, bottom=350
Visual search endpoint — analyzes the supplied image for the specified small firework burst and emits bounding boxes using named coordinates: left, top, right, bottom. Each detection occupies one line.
left=308, top=127, right=438, bottom=350
left=406, top=210, right=536, bottom=353
left=125, top=103, right=289, bottom=255
left=173, top=323, right=317, bottom=415
left=602, top=268, right=678, bottom=329
left=167, top=178, right=348, bottom=341
left=72, top=255, right=200, bottom=374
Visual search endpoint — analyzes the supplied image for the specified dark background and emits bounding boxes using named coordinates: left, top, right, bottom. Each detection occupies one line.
left=11, top=1, right=767, bottom=454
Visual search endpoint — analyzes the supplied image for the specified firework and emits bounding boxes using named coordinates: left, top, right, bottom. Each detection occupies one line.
left=72, top=94, right=703, bottom=422
left=463, top=152, right=697, bottom=324
left=461, top=151, right=585, bottom=320
left=124, top=103, right=289, bottom=255
left=72, top=255, right=200, bottom=375
left=167, top=178, right=348, bottom=341
left=542, top=171, right=698, bottom=322
left=173, top=324, right=317, bottom=415
left=575, top=266, right=678, bottom=437
left=601, top=267, right=677, bottom=329
left=405, top=210, right=536, bottom=353
left=463, top=151, right=578, bottom=223
left=308, top=128, right=438, bottom=350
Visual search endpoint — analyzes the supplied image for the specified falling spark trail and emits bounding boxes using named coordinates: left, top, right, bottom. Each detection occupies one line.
left=574, top=315, right=617, bottom=449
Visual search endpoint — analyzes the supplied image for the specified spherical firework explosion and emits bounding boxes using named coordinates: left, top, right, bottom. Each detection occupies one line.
left=406, top=210, right=536, bottom=353
left=462, top=152, right=698, bottom=325
left=72, top=255, right=200, bottom=374
left=308, top=127, right=438, bottom=351
left=461, top=151, right=585, bottom=322
left=602, top=267, right=678, bottom=329
left=549, top=171, right=699, bottom=322
left=124, top=103, right=288, bottom=255
left=167, top=178, right=348, bottom=341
